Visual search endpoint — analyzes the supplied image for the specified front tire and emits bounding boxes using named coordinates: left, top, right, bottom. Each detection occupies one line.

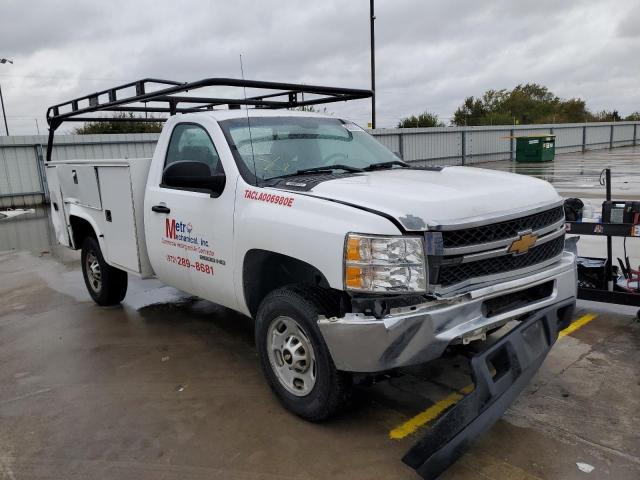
left=255, top=286, right=351, bottom=421
left=81, top=236, right=128, bottom=306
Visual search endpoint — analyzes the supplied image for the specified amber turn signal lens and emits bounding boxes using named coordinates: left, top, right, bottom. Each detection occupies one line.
left=345, top=266, right=362, bottom=289
left=346, top=237, right=362, bottom=261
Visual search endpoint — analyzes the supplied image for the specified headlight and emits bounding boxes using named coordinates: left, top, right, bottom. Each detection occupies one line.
left=344, top=234, right=427, bottom=293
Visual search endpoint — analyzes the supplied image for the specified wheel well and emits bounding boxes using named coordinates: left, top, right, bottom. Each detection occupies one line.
left=69, top=216, right=97, bottom=249
left=243, top=249, right=333, bottom=317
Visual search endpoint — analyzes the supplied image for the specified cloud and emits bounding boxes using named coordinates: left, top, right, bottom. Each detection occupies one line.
left=617, top=3, right=640, bottom=38
left=0, top=0, right=638, bottom=134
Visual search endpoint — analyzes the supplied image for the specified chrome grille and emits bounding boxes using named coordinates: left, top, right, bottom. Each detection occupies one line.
left=435, top=235, right=565, bottom=287
left=442, top=206, right=564, bottom=248
left=426, top=203, right=566, bottom=293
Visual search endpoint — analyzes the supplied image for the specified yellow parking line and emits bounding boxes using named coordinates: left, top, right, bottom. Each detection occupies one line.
left=389, top=313, right=597, bottom=440
left=389, top=384, right=475, bottom=440
left=558, top=313, right=597, bottom=338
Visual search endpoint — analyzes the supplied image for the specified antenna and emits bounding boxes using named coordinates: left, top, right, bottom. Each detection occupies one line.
left=239, top=54, right=259, bottom=186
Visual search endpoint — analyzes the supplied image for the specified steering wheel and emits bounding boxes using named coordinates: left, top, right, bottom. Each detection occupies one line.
left=323, top=152, right=349, bottom=166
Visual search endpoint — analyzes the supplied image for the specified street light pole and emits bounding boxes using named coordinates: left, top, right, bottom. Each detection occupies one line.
left=369, top=0, right=376, bottom=129
left=0, top=58, right=13, bottom=136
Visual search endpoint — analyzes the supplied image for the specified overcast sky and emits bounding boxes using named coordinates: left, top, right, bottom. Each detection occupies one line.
left=1, top=0, right=639, bottom=135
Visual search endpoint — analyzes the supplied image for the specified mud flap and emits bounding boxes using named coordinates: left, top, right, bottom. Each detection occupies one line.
left=402, top=299, right=576, bottom=479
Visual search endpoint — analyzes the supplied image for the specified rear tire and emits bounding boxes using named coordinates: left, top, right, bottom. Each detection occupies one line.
left=255, top=286, right=351, bottom=421
left=81, top=236, right=128, bottom=306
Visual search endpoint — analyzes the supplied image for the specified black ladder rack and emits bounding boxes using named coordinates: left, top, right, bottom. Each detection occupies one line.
left=45, top=77, right=373, bottom=162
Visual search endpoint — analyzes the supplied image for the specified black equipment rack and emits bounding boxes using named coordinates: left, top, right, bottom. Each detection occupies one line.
left=565, top=168, right=640, bottom=316
left=45, top=77, right=373, bottom=162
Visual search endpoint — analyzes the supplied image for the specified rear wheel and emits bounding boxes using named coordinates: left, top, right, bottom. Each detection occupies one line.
left=81, top=236, right=128, bottom=306
left=255, top=286, right=351, bottom=421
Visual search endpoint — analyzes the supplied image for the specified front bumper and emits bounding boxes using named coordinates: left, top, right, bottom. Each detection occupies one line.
left=402, top=297, right=575, bottom=478
left=318, top=252, right=577, bottom=372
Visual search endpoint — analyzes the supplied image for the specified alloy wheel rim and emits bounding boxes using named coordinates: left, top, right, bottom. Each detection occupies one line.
left=267, top=316, right=317, bottom=396
left=85, top=251, right=102, bottom=292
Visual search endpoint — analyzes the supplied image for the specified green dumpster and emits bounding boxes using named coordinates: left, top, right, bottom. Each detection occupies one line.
left=515, top=134, right=555, bottom=162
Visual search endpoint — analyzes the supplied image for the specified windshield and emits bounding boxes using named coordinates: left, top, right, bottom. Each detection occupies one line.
left=219, top=116, right=401, bottom=181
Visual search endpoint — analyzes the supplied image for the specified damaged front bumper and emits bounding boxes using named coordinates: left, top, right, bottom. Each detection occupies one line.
left=318, top=252, right=577, bottom=372
left=402, top=297, right=575, bottom=478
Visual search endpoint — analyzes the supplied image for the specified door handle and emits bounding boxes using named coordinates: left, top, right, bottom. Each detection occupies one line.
left=151, top=205, right=171, bottom=214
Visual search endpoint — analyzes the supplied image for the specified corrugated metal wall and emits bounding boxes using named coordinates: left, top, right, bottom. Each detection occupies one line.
left=0, top=133, right=159, bottom=207
left=370, top=121, right=639, bottom=166
left=0, top=122, right=638, bottom=207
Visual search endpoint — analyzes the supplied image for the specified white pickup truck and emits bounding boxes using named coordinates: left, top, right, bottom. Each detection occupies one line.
left=45, top=79, right=576, bottom=475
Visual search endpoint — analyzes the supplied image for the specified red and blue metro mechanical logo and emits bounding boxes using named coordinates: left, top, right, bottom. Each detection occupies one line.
left=164, top=218, right=208, bottom=247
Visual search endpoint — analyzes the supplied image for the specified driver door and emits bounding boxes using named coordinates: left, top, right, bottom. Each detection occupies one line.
left=145, top=123, right=236, bottom=308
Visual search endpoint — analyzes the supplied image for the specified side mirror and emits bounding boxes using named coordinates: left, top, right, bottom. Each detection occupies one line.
left=162, top=161, right=226, bottom=196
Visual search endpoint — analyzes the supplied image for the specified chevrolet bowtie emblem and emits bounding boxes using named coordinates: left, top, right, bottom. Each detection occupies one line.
left=508, top=232, right=538, bottom=255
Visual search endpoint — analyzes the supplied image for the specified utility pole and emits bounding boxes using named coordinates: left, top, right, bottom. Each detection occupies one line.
left=0, top=84, right=8, bottom=135
left=0, top=58, right=13, bottom=136
left=369, top=0, right=376, bottom=129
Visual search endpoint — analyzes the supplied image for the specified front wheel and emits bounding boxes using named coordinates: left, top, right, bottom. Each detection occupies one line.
left=81, top=236, right=128, bottom=306
left=255, top=286, right=351, bottom=421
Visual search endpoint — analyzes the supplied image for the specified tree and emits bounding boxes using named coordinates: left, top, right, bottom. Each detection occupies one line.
left=73, top=112, right=164, bottom=134
left=398, top=111, right=444, bottom=128
left=452, top=97, right=487, bottom=126
left=625, top=112, right=640, bottom=121
left=593, top=110, right=622, bottom=122
left=554, top=98, right=590, bottom=123
left=451, top=83, right=592, bottom=126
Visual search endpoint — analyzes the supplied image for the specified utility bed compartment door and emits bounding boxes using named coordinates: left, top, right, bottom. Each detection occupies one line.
left=45, top=158, right=153, bottom=277
left=56, top=164, right=102, bottom=209
left=44, top=165, right=71, bottom=247
left=97, top=166, right=140, bottom=272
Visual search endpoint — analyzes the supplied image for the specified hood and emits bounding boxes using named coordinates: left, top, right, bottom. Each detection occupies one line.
left=298, top=167, right=562, bottom=231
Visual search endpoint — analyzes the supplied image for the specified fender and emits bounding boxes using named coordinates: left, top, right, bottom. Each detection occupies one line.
left=233, top=184, right=403, bottom=316
left=67, top=204, right=106, bottom=254
left=241, top=249, right=332, bottom=317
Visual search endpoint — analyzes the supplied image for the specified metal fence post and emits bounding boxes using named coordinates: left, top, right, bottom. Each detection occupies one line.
left=510, top=128, right=515, bottom=160
left=461, top=130, right=466, bottom=165
left=582, top=125, right=587, bottom=152
left=609, top=124, right=614, bottom=149
left=398, top=131, right=404, bottom=160
left=34, top=144, right=49, bottom=203
left=633, top=123, right=637, bottom=147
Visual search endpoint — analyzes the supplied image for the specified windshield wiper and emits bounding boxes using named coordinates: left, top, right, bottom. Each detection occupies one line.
left=293, top=164, right=364, bottom=175
left=263, top=164, right=364, bottom=183
left=363, top=160, right=410, bottom=171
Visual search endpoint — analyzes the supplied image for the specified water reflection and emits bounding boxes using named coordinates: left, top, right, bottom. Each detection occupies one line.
left=505, top=162, right=558, bottom=182
left=0, top=206, right=52, bottom=253
left=476, top=147, right=640, bottom=198
left=0, top=206, right=77, bottom=262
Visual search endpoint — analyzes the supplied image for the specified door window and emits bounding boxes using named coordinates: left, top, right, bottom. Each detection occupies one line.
left=165, top=124, right=222, bottom=175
